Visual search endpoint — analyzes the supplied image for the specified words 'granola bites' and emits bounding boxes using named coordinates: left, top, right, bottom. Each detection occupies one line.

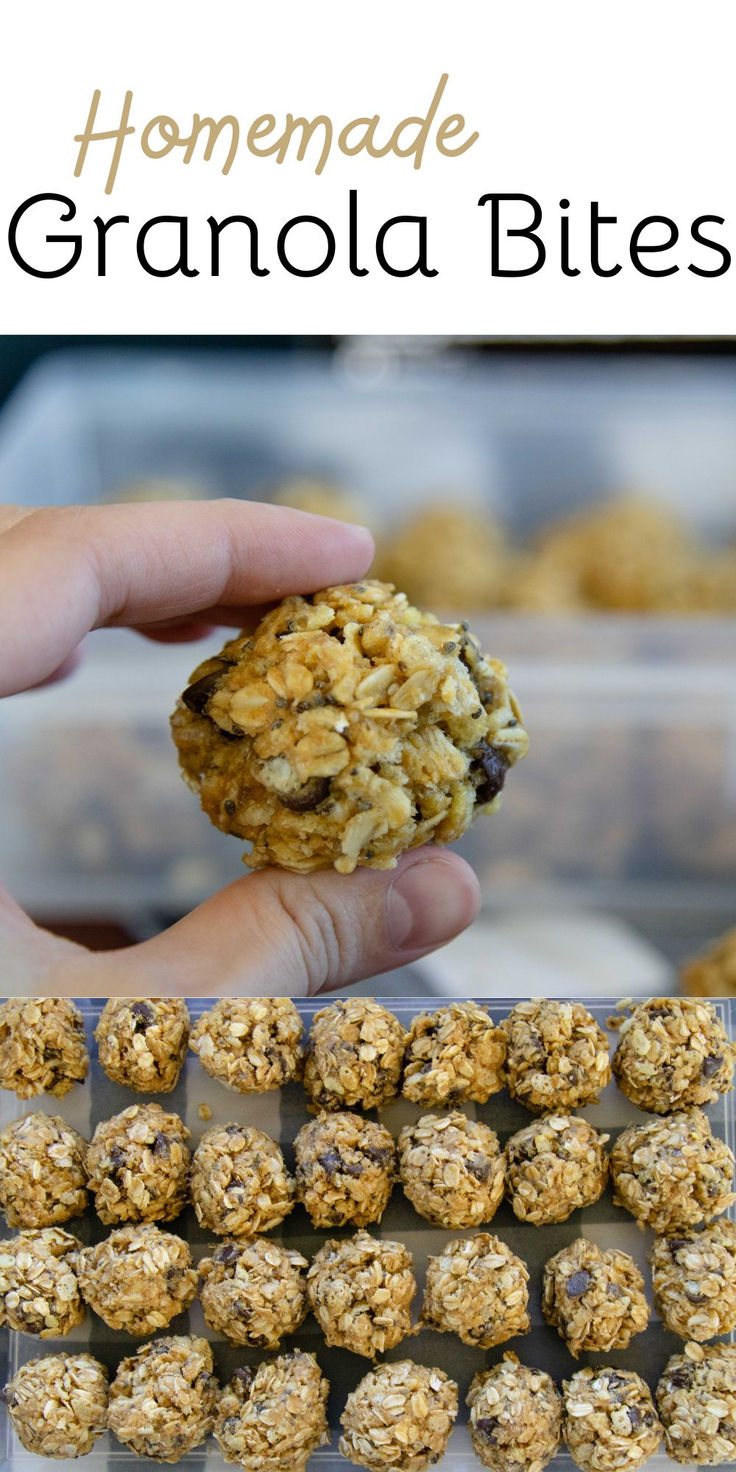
left=542, top=1237, right=649, bottom=1358
left=402, top=1000, right=506, bottom=1107
left=76, top=1223, right=197, bottom=1335
left=303, top=999, right=405, bottom=1113
left=294, top=1112, right=395, bottom=1229
left=502, top=1000, right=611, bottom=1114
left=215, top=1351, right=329, bottom=1472
left=610, top=1108, right=736, bottom=1234
left=191, top=1123, right=294, bottom=1237
left=562, top=1368, right=662, bottom=1472
left=467, top=1353, right=562, bottom=1472
left=612, top=996, right=735, bottom=1113
left=505, top=1114, right=609, bottom=1226
left=95, top=998, right=190, bottom=1093
left=86, top=1103, right=191, bottom=1226
left=0, top=997, right=89, bottom=1100
left=421, top=1232, right=530, bottom=1348
left=398, top=1111, right=505, bottom=1228
left=171, top=580, right=527, bottom=875
left=650, top=1219, right=736, bottom=1341
left=189, top=998, right=303, bottom=1092
left=339, top=1360, right=458, bottom=1472
left=2, top=1353, right=108, bottom=1459
left=0, top=1228, right=85, bottom=1338
left=656, top=1342, right=736, bottom=1465
left=307, top=1229, right=416, bottom=1358
left=0, top=1113, right=88, bottom=1228
left=199, top=1237, right=308, bottom=1349
left=108, top=1335, right=217, bottom=1463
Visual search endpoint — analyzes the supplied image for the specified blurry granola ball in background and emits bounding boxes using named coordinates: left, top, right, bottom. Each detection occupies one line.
left=375, top=504, right=507, bottom=612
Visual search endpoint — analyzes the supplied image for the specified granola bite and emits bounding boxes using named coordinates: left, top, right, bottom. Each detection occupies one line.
left=95, top=997, right=190, bottom=1093
left=108, top=1335, right=217, bottom=1463
left=402, top=1001, right=506, bottom=1107
left=339, top=1359, right=458, bottom=1472
left=76, top=1223, right=197, bottom=1335
left=505, top=1114, right=609, bottom=1225
left=307, top=1229, right=416, bottom=1358
left=191, top=1123, right=294, bottom=1237
left=542, top=1238, right=649, bottom=1357
left=610, top=1108, right=736, bottom=1233
left=86, top=1103, right=191, bottom=1225
left=421, top=1232, right=529, bottom=1348
left=377, top=504, right=506, bottom=613
left=0, top=1228, right=84, bottom=1337
left=199, top=1237, right=308, bottom=1348
left=656, top=1342, right=736, bottom=1465
left=0, top=998, right=88, bottom=1101
left=171, top=580, right=527, bottom=875
left=215, top=1350, right=329, bottom=1471
left=398, top=1111, right=505, bottom=1228
left=502, top=1000, right=611, bottom=1113
left=0, top=1113, right=88, bottom=1228
left=2, top=1352, right=108, bottom=1459
left=189, top=998, right=303, bottom=1092
left=612, top=996, right=735, bottom=1113
left=683, top=926, right=736, bottom=997
left=649, top=1219, right=736, bottom=1340
left=303, top=999, right=405, bottom=1112
left=294, top=1111, right=395, bottom=1228
left=563, top=1369, right=662, bottom=1472
left=467, top=1353, right=562, bottom=1472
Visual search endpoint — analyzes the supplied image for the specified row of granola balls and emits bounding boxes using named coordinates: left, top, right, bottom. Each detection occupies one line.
left=0, top=995, right=734, bottom=1117
left=4, top=1340, right=736, bottom=1470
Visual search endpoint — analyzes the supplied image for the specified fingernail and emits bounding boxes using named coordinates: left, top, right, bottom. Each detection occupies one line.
left=386, top=856, right=478, bottom=953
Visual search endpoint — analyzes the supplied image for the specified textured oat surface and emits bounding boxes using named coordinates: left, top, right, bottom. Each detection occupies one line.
left=398, top=1111, right=505, bottom=1228
left=656, top=1341, right=736, bottom=1465
left=191, top=1122, right=294, bottom=1237
left=0, top=1112, right=88, bottom=1228
left=612, top=996, right=735, bottom=1113
left=95, top=998, right=190, bottom=1093
left=502, top=1000, right=611, bottom=1113
left=0, top=1228, right=84, bottom=1338
left=339, top=1359, right=458, bottom=1472
left=294, top=1112, right=396, bottom=1228
left=610, top=1107, right=736, bottom=1233
left=86, top=1103, right=191, bottom=1226
left=467, top=1353, right=562, bottom=1472
left=307, top=1229, right=416, bottom=1359
left=421, top=1232, right=529, bottom=1348
left=402, top=1001, right=506, bottom=1106
left=303, top=999, right=405, bottom=1112
left=76, top=1223, right=197, bottom=1335
left=215, top=1351, right=329, bottom=1471
left=505, top=1114, right=609, bottom=1225
left=108, top=1334, right=217, bottom=1463
left=189, top=998, right=303, bottom=1092
left=542, top=1237, right=649, bottom=1357
left=0, top=998, right=88, bottom=1101
left=562, top=1368, right=662, bottom=1472
left=683, top=927, right=736, bottom=997
left=199, top=1237, right=308, bottom=1349
left=171, top=580, right=527, bottom=873
left=649, top=1218, right=736, bottom=1340
left=3, top=1351, right=108, bottom=1458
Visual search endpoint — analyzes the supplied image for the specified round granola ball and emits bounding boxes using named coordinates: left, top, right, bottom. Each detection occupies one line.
left=303, top=999, right=405, bottom=1112
left=339, top=1360, right=458, bottom=1472
left=421, top=1232, right=529, bottom=1348
left=0, top=1228, right=84, bottom=1337
left=682, top=926, right=736, bottom=997
left=189, top=998, right=303, bottom=1092
left=307, top=1229, right=416, bottom=1358
left=502, top=1000, right=611, bottom=1113
left=378, top=504, right=507, bottom=613
left=199, top=1237, right=308, bottom=1348
left=613, top=996, right=735, bottom=1114
left=108, top=1335, right=217, bottom=1463
left=562, top=1368, right=662, bottom=1472
left=402, top=1001, right=506, bottom=1107
left=170, top=580, right=527, bottom=875
left=0, top=998, right=88, bottom=1100
left=0, top=1113, right=88, bottom=1228
left=76, top=1223, right=197, bottom=1334
left=542, top=1237, right=649, bottom=1357
left=294, top=1112, right=395, bottom=1228
left=191, top=1123, right=294, bottom=1237
left=610, top=1108, right=736, bottom=1233
left=657, top=1342, right=736, bottom=1465
left=505, top=1114, right=609, bottom=1225
left=216, top=1351, right=329, bottom=1471
left=467, top=1353, right=562, bottom=1472
left=86, top=1103, right=191, bottom=1225
left=2, top=1352, right=108, bottom=1458
left=95, top=998, right=190, bottom=1093
left=398, top=1111, right=505, bottom=1228
left=650, top=1218, right=736, bottom=1340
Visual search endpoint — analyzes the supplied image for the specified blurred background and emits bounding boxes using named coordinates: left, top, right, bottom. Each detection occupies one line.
left=1, top=334, right=735, bottom=998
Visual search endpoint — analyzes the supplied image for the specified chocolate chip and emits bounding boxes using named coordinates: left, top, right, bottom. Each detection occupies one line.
left=667, top=1237, right=690, bottom=1258
left=362, top=1146, right=394, bottom=1168
left=181, top=663, right=229, bottom=715
left=232, top=1368, right=254, bottom=1395
left=216, top=1244, right=240, bottom=1265
left=224, top=799, right=236, bottom=816
left=108, top=1145, right=126, bottom=1170
left=235, top=1302, right=253, bottom=1320
left=131, top=1001, right=154, bottom=1031
left=153, top=1132, right=170, bottom=1158
left=279, top=776, right=331, bottom=812
left=627, top=1407, right=641, bottom=1430
left=467, top=1155, right=492, bottom=1183
left=686, top=1288, right=707, bottom=1303
left=471, top=743, right=509, bottom=805
left=702, top=1054, right=723, bottom=1079
left=475, top=1419, right=498, bottom=1444
left=667, top=1366, right=694, bottom=1389
left=566, top=1270, right=592, bottom=1298
left=607, top=1282, right=623, bottom=1298
left=316, top=1149, right=343, bottom=1177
